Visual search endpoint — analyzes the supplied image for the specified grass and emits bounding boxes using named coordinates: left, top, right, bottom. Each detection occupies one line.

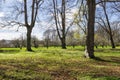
left=0, top=46, right=120, bottom=80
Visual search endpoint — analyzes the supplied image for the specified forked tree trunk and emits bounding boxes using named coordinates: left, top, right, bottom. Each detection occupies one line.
left=53, top=0, right=67, bottom=49
left=23, top=0, right=43, bottom=51
left=26, top=27, right=32, bottom=51
left=85, top=0, right=96, bottom=58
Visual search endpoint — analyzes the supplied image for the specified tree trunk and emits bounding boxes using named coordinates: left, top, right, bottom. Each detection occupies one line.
left=110, top=33, right=115, bottom=48
left=61, top=0, right=66, bottom=49
left=61, top=38, right=66, bottom=49
left=85, top=0, right=96, bottom=58
left=46, top=40, right=49, bottom=49
left=102, top=2, right=116, bottom=49
left=26, top=27, right=32, bottom=51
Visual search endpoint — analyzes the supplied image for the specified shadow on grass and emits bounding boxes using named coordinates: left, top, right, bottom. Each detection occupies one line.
left=0, top=50, right=20, bottom=54
left=92, top=76, right=120, bottom=80
left=93, top=56, right=120, bottom=64
left=95, top=48, right=120, bottom=53
left=110, top=48, right=120, bottom=51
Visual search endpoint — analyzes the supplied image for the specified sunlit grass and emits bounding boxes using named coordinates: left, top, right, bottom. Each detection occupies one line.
left=0, top=46, right=120, bottom=80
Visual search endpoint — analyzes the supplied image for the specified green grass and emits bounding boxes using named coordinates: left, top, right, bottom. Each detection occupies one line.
left=0, top=46, right=120, bottom=80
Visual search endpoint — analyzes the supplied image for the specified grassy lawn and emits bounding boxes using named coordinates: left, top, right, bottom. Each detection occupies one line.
left=0, top=46, right=120, bottom=80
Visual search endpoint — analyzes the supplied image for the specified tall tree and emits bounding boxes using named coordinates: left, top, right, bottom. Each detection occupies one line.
left=76, top=0, right=96, bottom=58
left=96, top=2, right=116, bottom=48
left=84, top=0, right=119, bottom=58
left=52, top=0, right=66, bottom=49
left=102, top=2, right=115, bottom=48
left=51, top=0, right=75, bottom=49
left=3, top=0, right=43, bottom=51
left=23, top=0, right=43, bottom=51
left=85, top=0, right=96, bottom=58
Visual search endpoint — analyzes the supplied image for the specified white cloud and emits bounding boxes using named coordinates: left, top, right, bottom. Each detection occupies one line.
left=18, top=0, right=22, bottom=2
left=0, top=25, right=43, bottom=40
left=65, top=7, right=78, bottom=25
left=96, top=4, right=101, bottom=8
left=0, top=12, right=5, bottom=17
left=0, top=32, right=20, bottom=40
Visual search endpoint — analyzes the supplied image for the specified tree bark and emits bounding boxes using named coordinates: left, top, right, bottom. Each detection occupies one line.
left=23, top=0, right=42, bottom=51
left=52, top=0, right=67, bottom=49
left=26, top=27, right=32, bottom=51
left=85, top=0, right=96, bottom=58
left=61, top=0, right=66, bottom=49
left=61, top=37, right=66, bottom=49
left=102, top=2, right=115, bottom=48
left=110, top=33, right=115, bottom=48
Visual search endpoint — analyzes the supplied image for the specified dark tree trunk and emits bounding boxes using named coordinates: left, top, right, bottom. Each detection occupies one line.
left=110, top=33, right=115, bottom=48
left=95, top=45, right=98, bottom=49
left=102, top=2, right=116, bottom=49
left=61, top=0, right=66, bottom=49
left=61, top=38, right=66, bottom=49
left=72, top=45, right=75, bottom=48
left=23, top=0, right=42, bottom=51
left=26, top=27, right=32, bottom=51
left=85, top=0, right=96, bottom=58
left=52, top=0, right=67, bottom=49
left=46, top=40, right=49, bottom=49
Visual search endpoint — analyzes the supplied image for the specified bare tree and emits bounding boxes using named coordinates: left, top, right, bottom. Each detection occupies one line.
left=51, top=0, right=76, bottom=49
left=23, top=0, right=43, bottom=51
left=111, top=2, right=120, bottom=12
left=66, top=30, right=81, bottom=48
left=3, top=0, right=44, bottom=51
left=102, top=2, right=115, bottom=48
left=95, top=27, right=109, bottom=48
left=74, top=0, right=87, bottom=35
left=96, top=1, right=117, bottom=48
left=31, top=36, right=39, bottom=48
left=52, top=0, right=66, bottom=49
left=43, top=29, right=52, bottom=48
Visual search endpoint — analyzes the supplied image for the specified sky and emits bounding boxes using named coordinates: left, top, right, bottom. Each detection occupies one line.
left=0, top=0, right=21, bottom=40
left=0, top=0, right=45, bottom=40
left=0, top=0, right=78, bottom=40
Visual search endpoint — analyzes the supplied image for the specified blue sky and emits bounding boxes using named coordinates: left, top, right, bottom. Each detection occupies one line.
left=0, top=0, right=45, bottom=40
left=0, top=0, right=78, bottom=40
left=0, top=0, right=22, bottom=40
